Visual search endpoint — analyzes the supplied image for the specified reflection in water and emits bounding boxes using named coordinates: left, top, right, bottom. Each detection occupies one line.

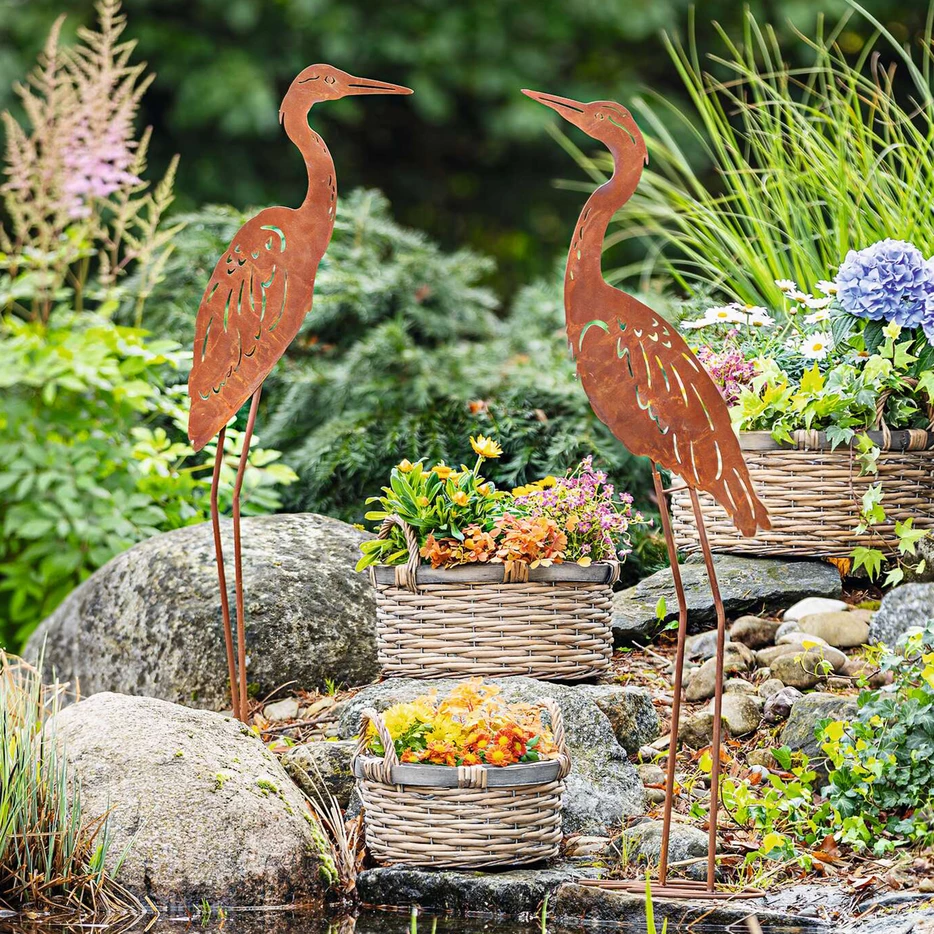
left=0, top=907, right=816, bottom=934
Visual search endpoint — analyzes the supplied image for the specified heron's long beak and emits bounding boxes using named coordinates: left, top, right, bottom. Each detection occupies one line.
left=521, top=89, right=586, bottom=127
left=344, top=75, right=413, bottom=96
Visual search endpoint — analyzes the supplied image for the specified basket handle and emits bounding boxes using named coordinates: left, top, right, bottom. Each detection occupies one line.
left=354, top=706, right=400, bottom=784
left=353, top=700, right=573, bottom=785
left=874, top=377, right=933, bottom=449
left=377, top=515, right=421, bottom=593
left=541, top=697, right=572, bottom=780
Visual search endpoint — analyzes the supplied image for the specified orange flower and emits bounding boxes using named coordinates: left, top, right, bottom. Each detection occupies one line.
left=485, top=745, right=518, bottom=767
left=432, top=463, right=455, bottom=480
left=401, top=749, right=427, bottom=763
left=451, top=490, right=469, bottom=507
left=465, top=728, right=492, bottom=751
left=459, top=750, right=482, bottom=767
left=493, top=728, right=526, bottom=758
left=425, top=741, right=458, bottom=766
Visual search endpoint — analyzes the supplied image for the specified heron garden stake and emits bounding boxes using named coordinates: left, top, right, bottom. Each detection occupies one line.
left=523, top=89, right=771, bottom=898
left=187, top=66, right=412, bottom=722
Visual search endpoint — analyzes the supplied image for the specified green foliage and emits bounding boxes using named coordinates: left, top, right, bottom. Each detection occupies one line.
left=562, top=6, right=934, bottom=307
left=0, top=309, right=295, bottom=647
left=0, top=653, right=133, bottom=913
left=820, top=622, right=934, bottom=853
left=721, top=748, right=839, bottom=874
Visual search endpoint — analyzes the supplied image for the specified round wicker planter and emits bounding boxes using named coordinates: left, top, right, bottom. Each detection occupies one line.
left=670, top=428, right=934, bottom=558
left=368, top=516, right=617, bottom=681
left=353, top=699, right=571, bottom=868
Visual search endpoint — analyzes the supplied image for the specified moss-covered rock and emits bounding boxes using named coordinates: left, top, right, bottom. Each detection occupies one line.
left=50, top=692, right=327, bottom=907
left=282, top=739, right=356, bottom=808
left=611, top=554, right=842, bottom=644
left=27, top=514, right=377, bottom=709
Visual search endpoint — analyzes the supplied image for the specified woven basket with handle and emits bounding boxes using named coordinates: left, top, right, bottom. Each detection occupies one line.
left=352, top=698, right=571, bottom=867
left=368, top=515, right=618, bottom=681
left=670, top=419, right=934, bottom=557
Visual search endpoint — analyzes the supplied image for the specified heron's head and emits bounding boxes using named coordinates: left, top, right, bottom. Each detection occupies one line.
left=280, top=65, right=412, bottom=119
left=521, top=90, right=647, bottom=163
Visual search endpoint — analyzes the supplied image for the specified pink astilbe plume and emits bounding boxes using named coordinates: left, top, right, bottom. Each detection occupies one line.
left=1, top=0, right=180, bottom=321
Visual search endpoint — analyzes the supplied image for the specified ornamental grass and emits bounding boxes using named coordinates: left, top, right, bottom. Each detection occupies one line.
left=0, top=654, right=138, bottom=917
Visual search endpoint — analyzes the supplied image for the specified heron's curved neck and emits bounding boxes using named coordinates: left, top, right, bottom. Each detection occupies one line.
left=283, top=105, right=336, bottom=213
left=566, top=144, right=642, bottom=295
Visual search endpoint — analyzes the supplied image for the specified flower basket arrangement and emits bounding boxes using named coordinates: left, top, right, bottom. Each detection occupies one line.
left=356, top=439, right=643, bottom=680
left=676, top=246, right=934, bottom=566
left=351, top=682, right=571, bottom=867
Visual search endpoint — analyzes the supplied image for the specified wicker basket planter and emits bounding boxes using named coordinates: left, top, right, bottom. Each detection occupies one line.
left=353, top=699, right=571, bottom=868
left=670, top=428, right=934, bottom=558
left=368, top=516, right=618, bottom=681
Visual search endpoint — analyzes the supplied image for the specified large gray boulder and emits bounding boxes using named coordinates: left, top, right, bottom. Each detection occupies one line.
left=869, top=583, right=934, bottom=647
left=337, top=677, right=645, bottom=835
left=51, top=693, right=329, bottom=907
left=27, top=514, right=377, bottom=709
left=612, top=554, right=842, bottom=644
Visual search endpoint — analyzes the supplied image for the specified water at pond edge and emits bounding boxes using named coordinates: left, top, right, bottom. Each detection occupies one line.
left=0, top=906, right=822, bottom=934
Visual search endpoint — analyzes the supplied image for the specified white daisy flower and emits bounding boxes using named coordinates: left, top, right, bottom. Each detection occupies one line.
left=681, top=318, right=712, bottom=329
left=815, top=280, right=838, bottom=295
left=788, top=289, right=811, bottom=303
left=747, top=310, right=776, bottom=327
left=775, top=279, right=797, bottom=292
left=803, top=295, right=834, bottom=309
left=704, top=304, right=749, bottom=324
left=804, top=308, right=831, bottom=324
left=799, top=331, right=833, bottom=360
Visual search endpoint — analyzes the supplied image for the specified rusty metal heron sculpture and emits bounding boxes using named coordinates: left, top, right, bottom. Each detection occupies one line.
left=522, top=89, right=770, bottom=898
left=188, top=65, right=412, bottom=722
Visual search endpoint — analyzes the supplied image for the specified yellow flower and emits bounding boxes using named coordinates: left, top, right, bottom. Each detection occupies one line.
left=417, top=495, right=430, bottom=507
left=451, top=490, right=469, bottom=506
left=478, top=484, right=493, bottom=496
left=381, top=699, right=435, bottom=739
left=538, top=476, right=558, bottom=489
left=512, top=485, right=533, bottom=497
left=470, top=435, right=503, bottom=459
left=396, top=459, right=415, bottom=473
left=432, top=463, right=455, bottom=480
left=425, top=714, right=466, bottom=747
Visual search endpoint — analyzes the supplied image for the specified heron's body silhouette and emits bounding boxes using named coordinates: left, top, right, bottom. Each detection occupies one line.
left=523, top=89, right=769, bottom=896
left=188, top=65, right=411, bottom=720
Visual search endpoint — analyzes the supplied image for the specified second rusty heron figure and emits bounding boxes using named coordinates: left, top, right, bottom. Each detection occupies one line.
left=188, top=66, right=412, bottom=721
left=522, top=88, right=770, bottom=896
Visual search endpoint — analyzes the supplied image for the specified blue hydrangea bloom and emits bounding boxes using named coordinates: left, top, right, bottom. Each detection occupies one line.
left=922, top=258, right=934, bottom=346
left=836, top=239, right=931, bottom=327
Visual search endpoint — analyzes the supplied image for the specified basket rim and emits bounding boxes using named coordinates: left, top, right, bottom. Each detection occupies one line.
left=739, top=428, right=933, bottom=452
left=352, top=755, right=563, bottom=788
left=370, top=560, right=616, bottom=586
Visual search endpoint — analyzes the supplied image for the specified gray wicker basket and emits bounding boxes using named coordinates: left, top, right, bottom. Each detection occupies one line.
left=353, top=699, right=571, bottom=867
left=670, top=428, right=934, bottom=558
left=368, top=515, right=618, bottom=681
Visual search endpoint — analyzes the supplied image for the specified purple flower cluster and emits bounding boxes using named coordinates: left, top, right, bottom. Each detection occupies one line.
left=836, top=239, right=934, bottom=329
left=695, top=344, right=757, bottom=405
left=61, top=102, right=140, bottom=219
left=516, top=457, right=644, bottom=562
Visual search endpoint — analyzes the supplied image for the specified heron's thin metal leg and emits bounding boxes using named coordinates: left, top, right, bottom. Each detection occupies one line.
left=210, top=425, right=240, bottom=720
left=232, top=386, right=263, bottom=723
left=689, top=486, right=726, bottom=892
left=651, top=464, right=689, bottom=888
